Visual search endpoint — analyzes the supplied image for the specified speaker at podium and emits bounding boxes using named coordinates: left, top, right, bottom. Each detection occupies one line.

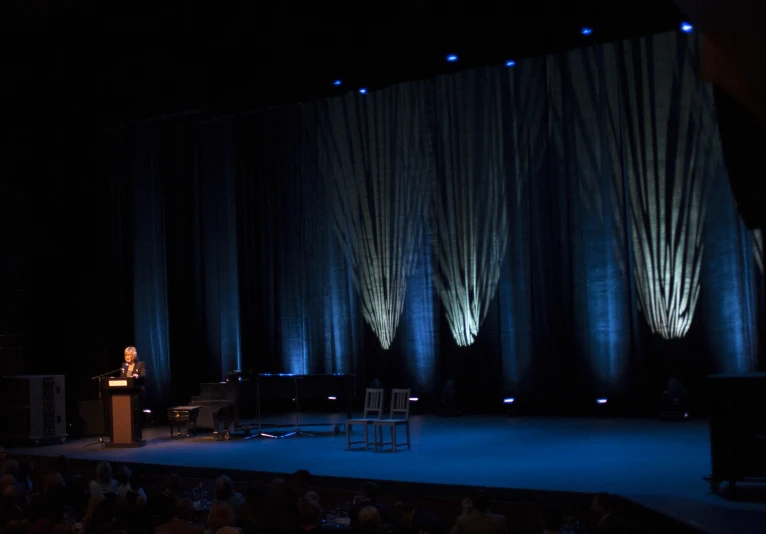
left=105, top=377, right=145, bottom=448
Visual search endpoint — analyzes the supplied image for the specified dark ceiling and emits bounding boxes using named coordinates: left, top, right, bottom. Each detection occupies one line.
left=6, top=1, right=687, bottom=125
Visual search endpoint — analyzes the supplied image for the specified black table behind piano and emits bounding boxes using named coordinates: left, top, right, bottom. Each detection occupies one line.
left=256, top=373, right=355, bottom=420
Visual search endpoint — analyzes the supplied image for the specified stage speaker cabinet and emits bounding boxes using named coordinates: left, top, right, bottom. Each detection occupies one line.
left=0, top=375, right=67, bottom=445
left=708, top=372, right=766, bottom=491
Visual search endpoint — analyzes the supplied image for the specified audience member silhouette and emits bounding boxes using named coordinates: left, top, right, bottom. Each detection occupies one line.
left=449, top=490, right=506, bottom=534
left=156, top=498, right=203, bottom=534
left=350, top=482, right=394, bottom=532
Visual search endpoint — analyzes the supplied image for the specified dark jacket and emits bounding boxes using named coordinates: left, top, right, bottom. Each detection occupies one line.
left=121, top=361, right=146, bottom=378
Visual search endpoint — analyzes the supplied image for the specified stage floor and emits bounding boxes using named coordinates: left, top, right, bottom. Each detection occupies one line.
left=9, top=415, right=766, bottom=533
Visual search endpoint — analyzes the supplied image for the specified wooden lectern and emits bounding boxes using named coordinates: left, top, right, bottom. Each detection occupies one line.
left=105, top=377, right=145, bottom=448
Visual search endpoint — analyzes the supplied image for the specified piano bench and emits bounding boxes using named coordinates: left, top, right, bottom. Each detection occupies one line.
left=167, top=406, right=200, bottom=438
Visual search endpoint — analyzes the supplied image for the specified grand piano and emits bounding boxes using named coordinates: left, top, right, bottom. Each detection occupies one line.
left=188, top=372, right=355, bottom=438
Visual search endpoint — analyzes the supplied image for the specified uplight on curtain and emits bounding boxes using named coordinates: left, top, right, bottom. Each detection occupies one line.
left=620, top=34, right=717, bottom=339
left=430, top=70, right=509, bottom=347
left=320, top=84, right=430, bottom=349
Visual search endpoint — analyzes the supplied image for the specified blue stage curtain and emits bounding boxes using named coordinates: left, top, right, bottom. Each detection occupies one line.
left=542, top=41, right=635, bottom=398
left=129, top=123, right=172, bottom=404
left=238, top=107, right=363, bottom=378
left=103, top=31, right=764, bottom=409
left=190, top=119, right=243, bottom=380
left=701, top=158, right=760, bottom=374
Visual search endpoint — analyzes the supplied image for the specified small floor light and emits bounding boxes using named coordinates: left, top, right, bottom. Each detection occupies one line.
left=504, top=397, right=516, bottom=416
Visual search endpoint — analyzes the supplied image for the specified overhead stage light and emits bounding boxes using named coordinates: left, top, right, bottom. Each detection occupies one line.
left=680, top=22, right=693, bottom=33
left=505, top=60, right=516, bottom=67
left=581, top=27, right=593, bottom=36
left=446, top=54, right=458, bottom=62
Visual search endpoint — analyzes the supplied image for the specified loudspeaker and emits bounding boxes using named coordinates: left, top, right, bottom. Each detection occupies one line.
left=708, top=373, right=766, bottom=490
left=0, top=375, right=67, bottom=443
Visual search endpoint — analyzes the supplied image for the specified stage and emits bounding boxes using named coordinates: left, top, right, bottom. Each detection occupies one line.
left=9, top=415, right=766, bottom=533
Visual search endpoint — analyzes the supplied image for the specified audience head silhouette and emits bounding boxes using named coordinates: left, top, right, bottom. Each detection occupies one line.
left=470, top=489, right=490, bottom=512
left=209, top=502, right=237, bottom=531
left=360, top=481, right=380, bottom=501
left=2, top=459, right=20, bottom=479
left=174, top=498, right=195, bottom=522
left=165, top=472, right=181, bottom=494
left=290, top=469, right=312, bottom=497
left=95, top=462, right=113, bottom=485
left=298, top=498, right=322, bottom=529
left=358, top=506, right=381, bottom=530
left=54, top=455, right=69, bottom=476
left=215, top=475, right=235, bottom=501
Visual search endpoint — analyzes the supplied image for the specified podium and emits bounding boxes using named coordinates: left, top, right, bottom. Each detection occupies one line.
left=105, top=377, right=145, bottom=448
